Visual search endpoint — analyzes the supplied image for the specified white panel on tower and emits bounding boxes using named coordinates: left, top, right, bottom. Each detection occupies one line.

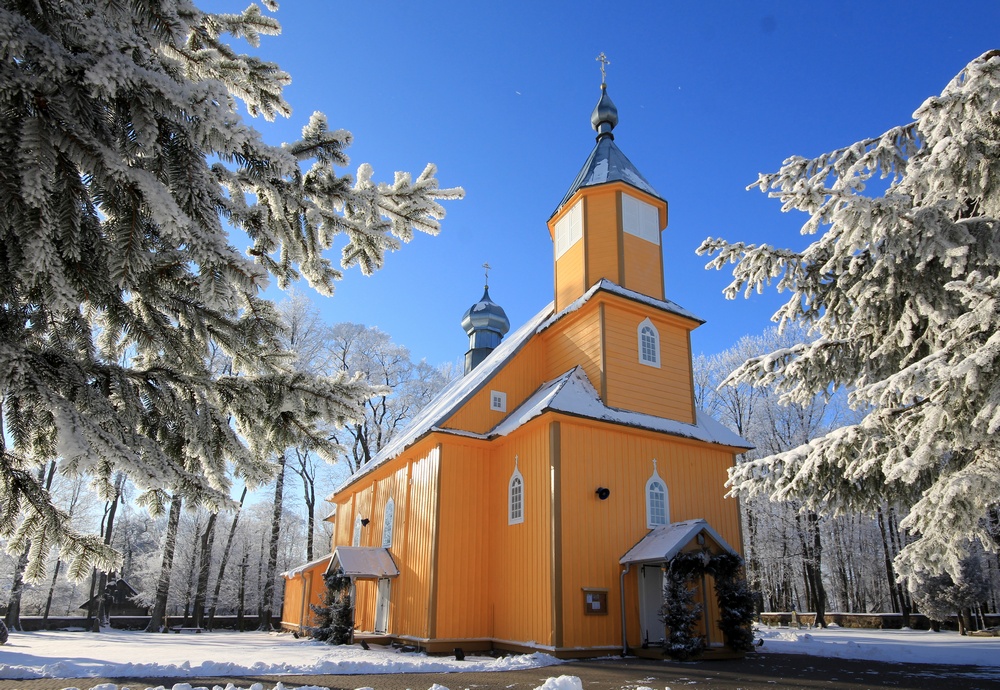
left=554, top=200, right=583, bottom=259
left=622, top=193, right=660, bottom=245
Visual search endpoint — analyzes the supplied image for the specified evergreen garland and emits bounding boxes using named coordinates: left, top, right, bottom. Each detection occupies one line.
left=310, top=568, right=354, bottom=645
left=706, top=552, right=756, bottom=652
left=659, top=550, right=758, bottom=659
left=660, top=552, right=706, bottom=660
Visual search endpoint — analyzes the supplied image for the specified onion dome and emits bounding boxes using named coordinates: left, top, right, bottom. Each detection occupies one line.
left=591, top=83, right=619, bottom=139
left=462, top=285, right=510, bottom=374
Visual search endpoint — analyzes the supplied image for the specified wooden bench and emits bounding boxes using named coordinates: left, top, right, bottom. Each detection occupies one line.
left=171, top=627, right=203, bottom=633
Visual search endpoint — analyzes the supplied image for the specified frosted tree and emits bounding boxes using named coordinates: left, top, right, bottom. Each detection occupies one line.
left=698, top=51, right=1000, bottom=583
left=0, top=0, right=462, bottom=583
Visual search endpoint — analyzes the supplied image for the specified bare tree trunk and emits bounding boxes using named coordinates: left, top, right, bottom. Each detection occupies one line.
left=809, top=511, right=827, bottom=627
left=90, top=474, right=126, bottom=631
left=4, top=463, right=52, bottom=630
left=145, top=493, right=183, bottom=633
left=208, top=486, right=247, bottom=629
left=192, top=512, right=217, bottom=628
left=258, top=453, right=286, bottom=631
left=290, top=448, right=317, bottom=562
left=42, top=559, right=62, bottom=624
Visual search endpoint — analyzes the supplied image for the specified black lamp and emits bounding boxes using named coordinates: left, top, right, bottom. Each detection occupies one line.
left=595, top=487, right=610, bottom=500
left=360, top=518, right=370, bottom=527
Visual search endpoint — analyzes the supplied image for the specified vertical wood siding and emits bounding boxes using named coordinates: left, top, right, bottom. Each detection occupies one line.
left=487, top=426, right=554, bottom=645
left=602, top=299, right=696, bottom=423
left=583, top=187, right=620, bottom=288
left=441, top=337, right=548, bottom=434
left=433, top=442, right=491, bottom=638
left=542, top=306, right=603, bottom=391
left=555, top=240, right=586, bottom=312
left=621, top=232, right=664, bottom=300
left=554, top=418, right=742, bottom=649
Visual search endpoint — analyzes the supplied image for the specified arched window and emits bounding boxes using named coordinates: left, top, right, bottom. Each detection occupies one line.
left=382, top=498, right=395, bottom=548
left=509, top=457, right=525, bottom=525
left=645, top=459, right=669, bottom=528
left=352, top=514, right=363, bottom=546
left=638, top=318, right=660, bottom=367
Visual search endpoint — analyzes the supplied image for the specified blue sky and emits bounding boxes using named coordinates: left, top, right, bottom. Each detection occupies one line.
left=216, top=1, right=1000, bottom=367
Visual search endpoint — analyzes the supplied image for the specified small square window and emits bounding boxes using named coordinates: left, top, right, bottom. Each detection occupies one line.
left=583, top=588, right=608, bottom=616
left=490, top=390, right=507, bottom=412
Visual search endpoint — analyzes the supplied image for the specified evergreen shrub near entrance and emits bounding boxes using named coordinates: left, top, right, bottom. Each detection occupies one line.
left=310, top=568, right=354, bottom=645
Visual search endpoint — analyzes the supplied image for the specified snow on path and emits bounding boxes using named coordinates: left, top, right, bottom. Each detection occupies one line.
left=757, top=625, right=1000, bottom=667
left=0, top=630, right=561, bottom=681
left=3, top=626, right=1000, bottom=690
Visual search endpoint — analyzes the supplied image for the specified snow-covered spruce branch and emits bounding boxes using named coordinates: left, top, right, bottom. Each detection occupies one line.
left=711, top=51, right=1000, bottom=583
left=0, top=0, right=462, bottom=582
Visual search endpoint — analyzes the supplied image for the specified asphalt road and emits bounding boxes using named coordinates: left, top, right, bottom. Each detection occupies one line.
left=0, top=653, right=998, bottom=690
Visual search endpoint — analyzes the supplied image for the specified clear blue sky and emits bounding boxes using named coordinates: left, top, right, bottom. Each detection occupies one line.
left=211, top=1, right=1000, bottom=367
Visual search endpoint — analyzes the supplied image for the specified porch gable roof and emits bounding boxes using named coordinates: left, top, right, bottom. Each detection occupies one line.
left=329, top=546, right=399, bottom=579
left=619, top=519, right=738, bottom=566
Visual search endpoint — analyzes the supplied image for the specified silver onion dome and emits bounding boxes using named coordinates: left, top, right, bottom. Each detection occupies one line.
left=590, top=83, right=618, bottom=139
left=462, top=286, right=510, bottom=374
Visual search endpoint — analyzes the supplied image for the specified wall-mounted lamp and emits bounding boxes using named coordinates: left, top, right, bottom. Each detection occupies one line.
left=595, top=487, right=611, bottom=500
left=360, top=518, right=370, bottom=527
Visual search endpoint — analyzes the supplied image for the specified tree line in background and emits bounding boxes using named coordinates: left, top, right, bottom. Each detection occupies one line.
left=0, top=295, right=454, bottom=631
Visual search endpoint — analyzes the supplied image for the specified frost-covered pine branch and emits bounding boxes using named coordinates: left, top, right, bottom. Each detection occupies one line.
left=0, top=0, right=462, bottom=581
left=698, top=50, right=1000, bottom=583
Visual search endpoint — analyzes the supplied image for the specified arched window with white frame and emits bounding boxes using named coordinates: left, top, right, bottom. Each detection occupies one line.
left=352, top=514, right=363, bottom=546
left=638, top=318, right=660, bottom=368
left=509, top=457, right=525, bottom=525
left=382, top=498, right=395, bottom=548
left=645, top=459, right=669, bottom=528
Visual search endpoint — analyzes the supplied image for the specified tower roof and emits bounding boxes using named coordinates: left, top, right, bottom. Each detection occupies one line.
left=552, top=135, right=663, bottom=218
left=551, top=81, right=663, bottom=218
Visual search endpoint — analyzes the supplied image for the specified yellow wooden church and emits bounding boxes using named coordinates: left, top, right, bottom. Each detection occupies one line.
left=281, top=76, right=751, bottom=658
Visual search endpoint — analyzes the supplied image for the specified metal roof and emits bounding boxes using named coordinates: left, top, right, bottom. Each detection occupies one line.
left=329, top=546, right=399, bottom=579
left=619, top=519, right=738, bottom=565
left=552, top=136, right=663, bottom=218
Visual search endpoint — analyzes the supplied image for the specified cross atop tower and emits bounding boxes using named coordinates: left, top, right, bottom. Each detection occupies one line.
left=596, top=52, right=610, bottom=85
left=483, top=262, right=492, bottom=288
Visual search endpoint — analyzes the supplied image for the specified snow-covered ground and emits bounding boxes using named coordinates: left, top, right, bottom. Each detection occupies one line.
left=0, top=626, right=998, bottom=690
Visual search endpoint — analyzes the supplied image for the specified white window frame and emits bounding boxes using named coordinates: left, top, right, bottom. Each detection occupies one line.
left=490, top=390, right=507, bottom=412
left=638, top=318, right=660, bottom=368
left=645, top=459, right=669, bottom=528
left=352, top=514, right=363, bottom=546
left=509, top=457, right=525, bottom=525
left=554, top=200, right=583, bottom=259
left=381, top=497, right=395, bottom=548
left=622, top=193, right=660, bottom=245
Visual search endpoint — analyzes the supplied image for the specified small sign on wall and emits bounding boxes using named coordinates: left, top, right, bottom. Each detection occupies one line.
left=582, top=588, right=608, bottom=615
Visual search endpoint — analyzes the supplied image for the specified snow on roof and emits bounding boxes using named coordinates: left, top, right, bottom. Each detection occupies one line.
left=552, top=136, right=663, bottom=217
left=538, top=279, right=703, bottom=330
left=619, top=519, right=737, bottom=565
left=491, top=366, right=753, bottom=450
left=281, top=553, right=333, bottom=579
left=330, top=280, right=723, bottom=497
left=330, top=546, right=399, bottom=579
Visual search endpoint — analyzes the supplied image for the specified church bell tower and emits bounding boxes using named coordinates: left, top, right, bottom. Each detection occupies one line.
left=547, top=55, right=669, bottom=312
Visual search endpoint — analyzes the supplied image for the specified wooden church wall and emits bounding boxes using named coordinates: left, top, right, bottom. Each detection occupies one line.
left=542, top=303, right=603, bottom=391
left=441, top=337, right=549, bottom=435
left=432, top=440, right=492, bottom=639
left=554, top=416, right=741, bottom=649
left=485, top=423, right=555, bottom=647
left=602, top=297, right=696, bottom=424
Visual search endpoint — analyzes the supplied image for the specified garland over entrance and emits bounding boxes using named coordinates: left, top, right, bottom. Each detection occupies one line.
left=659, top=551, right=755, bottom=660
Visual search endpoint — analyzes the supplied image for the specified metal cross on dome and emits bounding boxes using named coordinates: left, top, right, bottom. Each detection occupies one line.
left=483, top=262, right=492, bottom=287
left=596, top=52, right=610, bottom=85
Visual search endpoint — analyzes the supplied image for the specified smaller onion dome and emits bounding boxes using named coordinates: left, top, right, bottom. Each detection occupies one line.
left=461, top=286, right=510, bottom=374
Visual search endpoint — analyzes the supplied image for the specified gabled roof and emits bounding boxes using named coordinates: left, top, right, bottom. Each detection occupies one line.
left=619, top=519, right=738, bottom=565
left=490, top=366, right=752, bottom=450
left=281, top=553, right=334, bottom=579
left=330, top=280, right=731, bottom=497
left=552, top=136, right=663, bottom=218
left=329, top=546, right=399, bottom=579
